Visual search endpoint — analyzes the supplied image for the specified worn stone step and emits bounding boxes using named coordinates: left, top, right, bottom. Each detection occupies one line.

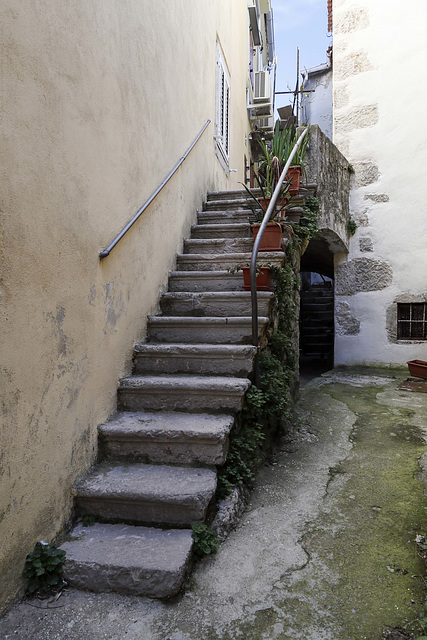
left=303, top=336, right=334, bottom=345
left=203, top=198, right=249, bottom=211
left=184, top=238, right=254, bottom=254
left=147, top=316, right=268, bottom=344
left=197, top=210, right=252, bottom=225
left=118, top=375, right=251, bottom=412
left=176, top=251, right=285, bottom=272
left=203, top=194, right=306, bottom=212
left=301, top=319, right=334, bottom=328
left=206, top=190, right=308, bottom=206
left=207, top=190, right=250, bottom=201
left=159, top=291, right=273, bottom=317
left=133, top=343, right=257, bottom=377
left=73, top=462, right=217, bottom=525
left=168, top=271, right=244, bottom=292
left=191, top=222, right=251, bottom=239
left=301, top=308, right=334, bottom=315
left=61, top=523, right=193, bottom=598
left=99, top=411, right=234, bottom=464
left=301, top=290, right=334, bottom=299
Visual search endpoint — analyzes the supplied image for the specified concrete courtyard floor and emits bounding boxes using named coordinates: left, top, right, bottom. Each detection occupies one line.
left=2, top=367, right=427, bottom=640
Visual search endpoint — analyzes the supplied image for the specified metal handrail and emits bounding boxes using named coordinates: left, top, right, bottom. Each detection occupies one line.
left=100, top=119, right=211, bottom=259
left=250, top=126, right=309, bottom=385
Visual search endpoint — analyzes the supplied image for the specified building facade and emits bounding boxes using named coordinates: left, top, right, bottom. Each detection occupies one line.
left=332, top=0, right=427, bottom=365
left=0, top=0, right=275, bottom=613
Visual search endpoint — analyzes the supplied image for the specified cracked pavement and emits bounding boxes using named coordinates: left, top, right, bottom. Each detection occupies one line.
left=1, top=367, right=427, bottom=640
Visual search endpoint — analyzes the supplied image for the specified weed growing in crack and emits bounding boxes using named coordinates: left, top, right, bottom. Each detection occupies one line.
left=191, top=523, right=219, bottom=557
left=23, top=541, right=66, bottom=595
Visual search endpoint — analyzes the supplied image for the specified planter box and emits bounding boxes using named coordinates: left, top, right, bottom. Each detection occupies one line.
left=407, top=360, right=427, bottom=380
left=286, top=165, right=302, bottom=195
left=242, top=266, right=272, bottom=291
left=250, top=222, right=283, bottom=251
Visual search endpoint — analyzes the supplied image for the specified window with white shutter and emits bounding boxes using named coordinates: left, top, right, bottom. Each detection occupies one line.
left=215, top=41, right=230, bottom=168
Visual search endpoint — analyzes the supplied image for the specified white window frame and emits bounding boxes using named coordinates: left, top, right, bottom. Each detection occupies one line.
left=215, top=41, right=230, bottom=170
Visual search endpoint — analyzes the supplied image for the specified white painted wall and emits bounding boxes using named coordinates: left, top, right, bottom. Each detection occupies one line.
left=302, top=65, right=333, bottom=139
left=333, top=0, right=427, bottom=366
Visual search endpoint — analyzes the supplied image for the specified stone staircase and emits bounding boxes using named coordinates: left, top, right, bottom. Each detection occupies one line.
left=60, top=190, right=287, bottom=598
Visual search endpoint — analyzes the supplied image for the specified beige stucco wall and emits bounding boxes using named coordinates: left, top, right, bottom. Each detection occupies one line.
left=332, top=0, right=427, bottom=365
left=0, top=0, right=253, bottom=612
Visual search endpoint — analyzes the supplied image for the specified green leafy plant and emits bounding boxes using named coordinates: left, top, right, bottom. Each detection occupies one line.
left=240, top=176, right=291, bottom=223
left=76, top=506, right=95, bottom=527
left=191, top=523, right=219, bottom=556
left=217, top=253, right=300, bottom=498
left=259, top=123, right=310, bottom=182
left=228, top=262, right=272, bottom=276
left=347, top=219, right=357, bottom=236
left=23, top=541, right=66, bottom=594
left=416, top=601, right=427, bottom=639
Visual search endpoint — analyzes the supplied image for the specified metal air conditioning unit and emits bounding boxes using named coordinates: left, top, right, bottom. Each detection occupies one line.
left=256, top=116, right=274, bottom=131
left=253, top=70, right=271, bottom=104
left=259, top=0, right=271, bottom=13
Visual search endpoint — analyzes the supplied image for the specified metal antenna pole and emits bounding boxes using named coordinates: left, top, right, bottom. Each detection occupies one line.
left=296, top=47, right=300, bottom=125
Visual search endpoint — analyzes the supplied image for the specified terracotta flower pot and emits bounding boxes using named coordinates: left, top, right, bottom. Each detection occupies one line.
left=258, top=197, right=288, bottom=212
left=407, top=360, right=427, bottom=380
left=250, top=222, right=283, bottom=251
left=242, top=266, right=272, bottom=291
left=286, top=165, right=302, bottom=195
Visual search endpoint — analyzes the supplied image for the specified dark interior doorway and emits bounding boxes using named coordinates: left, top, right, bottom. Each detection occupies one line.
left=299, top=238, right=335, bottom=384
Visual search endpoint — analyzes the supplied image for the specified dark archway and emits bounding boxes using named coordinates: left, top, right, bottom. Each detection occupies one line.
left=299, top=236, right=336, bottom=383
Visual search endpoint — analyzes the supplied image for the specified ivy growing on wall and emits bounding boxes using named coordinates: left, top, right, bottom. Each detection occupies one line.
left=217, top=199, right=320, bottom=499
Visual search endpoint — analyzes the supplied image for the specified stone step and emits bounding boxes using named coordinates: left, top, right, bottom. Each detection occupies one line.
left=184, top=238, right=254, bottom=255
left=147, top=315, right=268, bottom=344
left=176, top=251, right=285, bottom=272
left=99, top=411, right=234, bottom=464
left=301, top=297, right=334, bottom=304
left=117, top=374, right=251, bottom=412
left=61, top=523, right=193, bottom=598
left=301, top=290, right=334, bottom=298
left=301, top=319, right=334, bottom=328
left=301, top=305, right=334, bottom=312
left=301, top=329, right=334, bottom=338
left=203, top=198, right=250, bottom=211
left=303, top=336, right=334, bottom=345
left=191, top=222, right=251, bottom=239
left=159, top=291, right=273, bottom=317
left=207, top=190, right=250, bottom=201
left=197, top=210, right=252, bottom=225
left=133, top=343, right=257, bottom=377
left=206, top=190, right=310, bottom=205
left=203, top=193, right=307, bottom=212
left=168, top=271, right=244, bottom=292
left=73, top=462, right=217, bottom=526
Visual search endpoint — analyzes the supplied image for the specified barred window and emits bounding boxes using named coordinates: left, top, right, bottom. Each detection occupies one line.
left=397, top=303, right=427, bottom=340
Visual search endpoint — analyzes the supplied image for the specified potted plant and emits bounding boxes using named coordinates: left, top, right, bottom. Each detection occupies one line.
left=229, top=264, right=273, bottom=291
left=258, top=123, right=310, bottom=196
left=240, top=174, right=291, bottom=252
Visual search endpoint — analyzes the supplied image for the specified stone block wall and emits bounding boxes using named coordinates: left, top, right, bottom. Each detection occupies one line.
left=332, top=0, right=427, bottom=365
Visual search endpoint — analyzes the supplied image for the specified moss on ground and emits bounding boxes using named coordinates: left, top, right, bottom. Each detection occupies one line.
left=277, top=380, right=427, bottom=639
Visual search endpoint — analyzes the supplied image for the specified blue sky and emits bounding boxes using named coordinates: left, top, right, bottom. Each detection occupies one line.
left=273, top=0, right=331, bottom=112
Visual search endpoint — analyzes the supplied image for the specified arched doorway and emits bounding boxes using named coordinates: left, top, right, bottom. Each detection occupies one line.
left=299, top=235, right=336, bottom=382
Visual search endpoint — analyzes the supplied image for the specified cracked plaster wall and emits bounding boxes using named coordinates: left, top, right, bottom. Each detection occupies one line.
left=333, top=0, right=427, bottom=365
left=0, top=0, right=252, bottom=614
